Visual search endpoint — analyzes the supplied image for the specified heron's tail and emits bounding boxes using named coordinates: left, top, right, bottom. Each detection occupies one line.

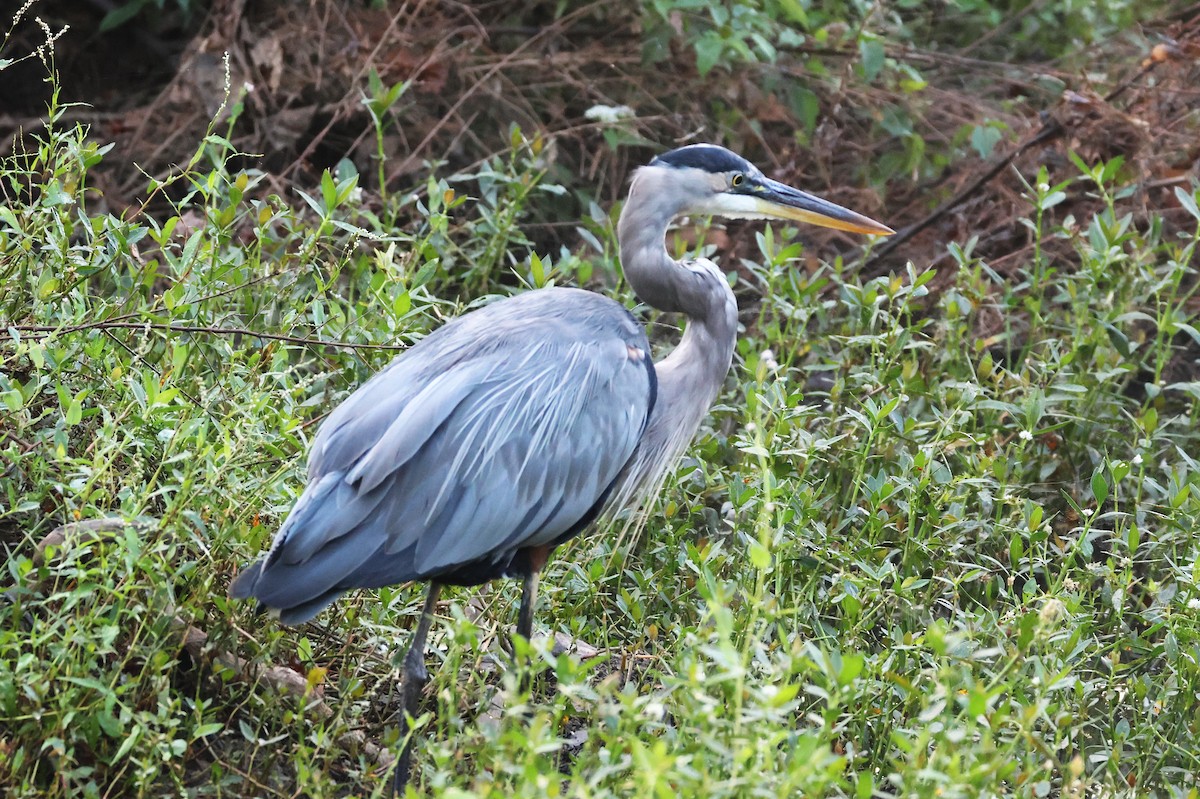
left=228, top=558, right=348, bottom=624
left=228, top=560, right=263, bottom=600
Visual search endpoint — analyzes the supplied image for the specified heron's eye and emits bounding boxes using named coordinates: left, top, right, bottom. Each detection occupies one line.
left=731, top=173, right=745, bottom=188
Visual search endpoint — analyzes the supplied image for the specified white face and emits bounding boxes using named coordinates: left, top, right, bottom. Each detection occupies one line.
left=690, top=191, right=778, bottom=221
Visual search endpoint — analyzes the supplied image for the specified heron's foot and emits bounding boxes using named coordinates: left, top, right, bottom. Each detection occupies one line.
left=501, top=630, right=545, bottom=699
left=499, top=627, right=533, bottom=659
left=391, top=668, right=428, bottom=797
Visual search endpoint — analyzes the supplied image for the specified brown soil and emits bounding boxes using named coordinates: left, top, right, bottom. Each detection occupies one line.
left=3, top=0, right=1200, bottom=365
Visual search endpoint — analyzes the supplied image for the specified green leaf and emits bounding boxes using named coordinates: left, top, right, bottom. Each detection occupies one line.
left=748, top=541, right=771, bottom=570
left=193, top=722, right=224, bottom=739
left=296, top=189, right=324, bottom=217
left=1040, top=190, right=1067, bottom=210
left=1027, top=502, right=1044, bottom=532
left=1175, top=186, right=1200, bottom=222
left=1172, top=321, right=1200, bottom=347
left=65, top=396, right=83, bottom=426
left=3, top=389, right=23, bottom=412
left=769, top=682, right=800, bottom=707
left=970, top=125, right=1003, bottom=159
left=100, top=0, right=148, bottom=32
left=775, top=0, right=808, bottom=24
left=787, top=86, right=820, bottom=133
left=530, top=252, right=545, bottom=287
left=112, top=726, right=141, bottom=761
left=1103, top=322, right=1133, bottom=358
left=858, top=38, right=886, bottom=82
left=321, top=170, right=337, bottom=212
left=1091, top=467, right=1109, bottom=506
left=1017, top=610, right=1037, bottom=649
left=694, top=33, right=725, bottom=76
left=838, top=653, right=864, bottom=685
left=1010, top=531, right=1024, bottom=565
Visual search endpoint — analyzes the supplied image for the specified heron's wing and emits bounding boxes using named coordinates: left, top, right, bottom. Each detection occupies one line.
left=236, top=291, right=654, bottom=618
left=370, top=333, right=650, bottom=571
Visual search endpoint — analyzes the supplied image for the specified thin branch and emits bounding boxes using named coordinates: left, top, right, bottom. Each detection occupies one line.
left=3, top=320, right=407, bottom=351
left=864, top=58, right=1163, bottom=274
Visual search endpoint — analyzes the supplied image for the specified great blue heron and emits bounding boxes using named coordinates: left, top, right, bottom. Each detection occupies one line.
left=229, top=144, right=892, bottom=792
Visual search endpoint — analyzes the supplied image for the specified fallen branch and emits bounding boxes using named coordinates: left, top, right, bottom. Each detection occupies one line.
left=172, top=618, right=394, bottom=767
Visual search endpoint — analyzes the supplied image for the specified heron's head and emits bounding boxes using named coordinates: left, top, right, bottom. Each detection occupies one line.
left=637, top=144, right=893, bottom=237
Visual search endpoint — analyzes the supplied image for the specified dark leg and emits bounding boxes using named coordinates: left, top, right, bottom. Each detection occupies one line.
left=512, top=569, right=542, bottom=697
left=392, top=582, right=442, bottom=797
left=516, top=568, right=539, bottom=643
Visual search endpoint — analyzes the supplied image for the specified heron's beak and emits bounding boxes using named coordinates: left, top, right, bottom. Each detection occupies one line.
left=741, top=176, right=894, bottom=236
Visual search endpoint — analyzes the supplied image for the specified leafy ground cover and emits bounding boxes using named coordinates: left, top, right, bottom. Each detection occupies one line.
left=3, top=1, right=1200, bottom=797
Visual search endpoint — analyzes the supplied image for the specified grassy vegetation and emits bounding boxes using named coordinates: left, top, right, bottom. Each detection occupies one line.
left=3, top=4, right=1200, bottom=799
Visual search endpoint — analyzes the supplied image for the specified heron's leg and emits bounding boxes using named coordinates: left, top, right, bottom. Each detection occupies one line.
left=511, top=568, right=542, bottom=698
left=515, top=544, right=551, bottom=647
left=516, top=568, right=539, bottom=643
left=392, top=581, right=442, bottom=797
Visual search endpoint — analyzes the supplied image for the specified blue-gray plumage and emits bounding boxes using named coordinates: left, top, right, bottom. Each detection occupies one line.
left=228, top=143, right=892, bottom=794
left=234, top=289, right=654, bottom=622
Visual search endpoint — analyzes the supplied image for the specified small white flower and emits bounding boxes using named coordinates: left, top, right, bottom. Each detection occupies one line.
left=1038, top=183, right=1050, bottom=194
left=1132, top=453, right=1143, bottom=466
left=1082, top=508, right=1094, bottom=517
left=584, top=104, right=636, bottom=123
left=642, top=701, right=665, bottom=720
left=760, top=349, right=779, bottom=371
left=243, top=81, right=256, bottom=94
left=1018, top=430, right=1034, bottom=442
left=1188, top=598, right=1200, bottom=611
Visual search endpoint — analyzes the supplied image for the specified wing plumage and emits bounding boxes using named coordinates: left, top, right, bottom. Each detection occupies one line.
left=230, top=288, right=655, bottom=623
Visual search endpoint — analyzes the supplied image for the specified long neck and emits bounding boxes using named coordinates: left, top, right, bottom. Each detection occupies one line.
left=618, top=190, right=700, bottom=317
left=616, top=176, right=739, bottom=448
left=607, top=185, right=739, bottom=513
